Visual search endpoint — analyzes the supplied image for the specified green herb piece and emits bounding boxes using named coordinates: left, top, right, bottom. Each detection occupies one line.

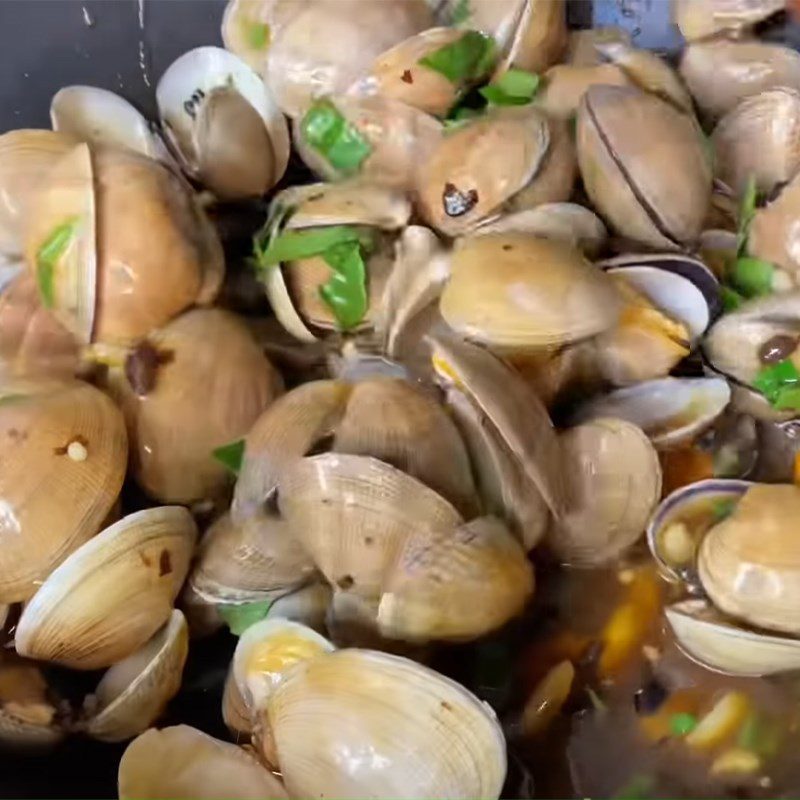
left=419, top=30, right=496, bottom=84
left=257, top=225, right=372, bottom=269
left=35, top=218, right=78, bottom=309
left=245, top=20, right=269, bottom=50
left=613, top=774, right=655, bottom=800
left=0, top=393, right=27, bottom=407
left=217, top=600, right=272, bottom=636
left=480, top=68, right=540, bottom=106
left=753, top=358, right=800, bottom=403
left=774, top=385, right=800, bottom=411
left=300, top=99, right=372, bottom=174
left=711, top=498, right=736, bottom=521
left=737, top=174, right=757, bottom=255
left=212, top=439, right=246, bottom=476
left=670, top=711, right=698, bottom=736
left=450, top=0, right=471, bottom=25
left=319, top=241, right=368, bottom=330
left=729, top=256, right=774, bottom=298
left=720, top=285, right=745, bottom=313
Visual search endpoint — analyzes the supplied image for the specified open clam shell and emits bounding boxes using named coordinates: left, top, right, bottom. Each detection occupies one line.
left=15, top=506, right=197, bottom=669
left=83, top=609, right=189, bottom=742
left=573, top=377, right=731, bottom=448
left=157, top=46, right=289, bottom=198
left=499, top=0, right=567, bottom=75
left=666, top=598, right=800, bottom=677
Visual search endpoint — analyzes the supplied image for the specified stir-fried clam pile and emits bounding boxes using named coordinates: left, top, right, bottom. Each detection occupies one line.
left=7, top=0, right=800, bottom=797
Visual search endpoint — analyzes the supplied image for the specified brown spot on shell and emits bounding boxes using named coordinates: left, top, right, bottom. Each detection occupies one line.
left=124, top=342, right=174, bottom=397
left=336, top=574, right=354, bottom=590
left=401, top=70, right=414, bottom=84
left=758, top=334, right=799, bottom=365
left=442, top=182, right=479, bottom=217
left=159, top=549, right=172, bottom=577
left=139, top=551, right=152, bottom=568
left=441, top=700, right=452, bottom=711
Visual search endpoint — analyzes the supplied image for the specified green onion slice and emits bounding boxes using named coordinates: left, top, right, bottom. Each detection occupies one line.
left=728, top=256, right=774, bottom=298
left=419, top=30, right=496, bottom=84
left=480, top=68, right=540, bottom=106
left=217, top=600, right=272, bottom=636
left=257, top=225, right=374, bottom=268
left=450, top=0, right=471, bottom=24
left=211, top=438, right=246, bottom=476
left=35, top=217, right=78, bottom=309
left=300, top=99, right=372, bottom=174
left=753, top=358, right=800, bottom=405
left=319, top=241, right=368, bottom=330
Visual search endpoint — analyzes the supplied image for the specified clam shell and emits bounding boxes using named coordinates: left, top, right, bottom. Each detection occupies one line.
left=0, top=657, right=63, bottom=749
left=565, top=27, right=631, bottom=67
left=15, top=506, right=197, bottom=669
left=440, top=233, right=622, bottom=349
left=674, top=0, right=784, bottom=41
left=267, top=581, right=332, bottom=632
left=0, top=380, right=126, bottom=602
left=277, top=453, right=463, bottom=599
left=573, top=377, right=731, bottom=448
left=749, top=174, right=800, bottom=280
left=119, top=724, right=288, bottom=799
left=666, top=598, right=800, bottom=677
left=84, top=609, right=188, bottom=742
left=266, top=649, right=506, bottom=799
left=547, top=418, right=662, bottom=566
left=712, top=88, right=800, bottom=197
left=51, top=86, right=168, bottom=160
left=534, top=63, right=629, bottom=120
left=377, top=516, right=534, bottom=641
left=157, top=46, right=289, bottom=196
left=496, top=0, right=567, bottom=75
left=222, top=666, right=253, bottom=738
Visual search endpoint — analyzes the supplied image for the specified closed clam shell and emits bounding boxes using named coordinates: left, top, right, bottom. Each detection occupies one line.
left=15, top=506, right=197, bottom=669
left=674, top=0, right=784, bottom=41
left=119, top=724, right=288, bottom=800
left=416, top=108, right=549, bottom=236
left=0, top=380, right=126, bottom=602
left=222, top=666, right=253, bottom=738
left=547, top=418, right=662, bottom=566
left=496, top=0, right=567, bottom=75
left=378, top=516, right=534, bottom=642
left=109, top=309, right=283, bottom=505
left=698, top=484, right=800, bottom=636
left=266, top=648, right=506, bottom=799
left=680, top=40, right=800, bottom=121
left=84, top=610, right=189, bottom=742
left=712, top=88, right=800, bottom=197
left=233, top=380, right=352, bottom=522
left=749, top=175, right=800, bottom=280
left=333, top=377, right=477, bottom=517
left=440, top=233, right=622, bottom=349
left=189, top=512, right=315, bottom=604
left=534, top=63, right=629, bottom=120
left=0, top=655, right=63, bottom=748
left=666, top=599, right=800, bottom=677
left=565, top=27, right=631, bottom=67
left=431, top=333, right=566, bottom=518
left=577, top=85, right=712, bottom=249
left=277, top=453, right=463, bottom=599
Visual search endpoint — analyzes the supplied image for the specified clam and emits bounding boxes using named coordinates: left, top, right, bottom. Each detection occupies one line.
left=189, top=512, right=315, bottom=605
left=674, top=0, right=785, bottom=42
left=264, top=0, right=433, bottom=119
left=564, top=27, right=631, bottom=67
left=534, top=63, right=629, bottom=120
left=494, top=0, right=568, bottom=75
left=277, top=453, right=463, bottom=600
left=698, top=483, right=800, bottom=635
left=25, top=144, right=224, bottom=345
left=547, top=418, right=662, bottom=566
left=666, top=598, right=800, bottom=677
left=377, top=516, right=534, bottom=642
left=439, top=233, right=622, bottom=349
left=222, top=666, right=253, bottom=738
left=119, top=724, right=288, bottom=799
left=83, top=610, right=189, bottom=742
left=105, top=309, right=283, bottom=505
left=0, top=655, right=63, bottom=748
left=573, top=377, right=732, bottom=448
left=680, top=40, right=800, bottom=121
left=267, top=581, right=332, bottom=632
left=474, top=203, right=607, bottom=256
left=748, top=175, right=800, bottom=283
left=0, top=379, right=126, bottom=602
left=157, top=47, right=290, bottom=199
left=443, top=0, right=523, bottom=50
left=415, top=108, right=550, bottom=236
left=233, top=618, right=334, bottom=711
left=577, top=85, right=712, bottom=250
left=15, top=506, right=197, bottom=669
left=712, top=88, right=800, bottom=197
left=51, top=86, right=168, bottom=160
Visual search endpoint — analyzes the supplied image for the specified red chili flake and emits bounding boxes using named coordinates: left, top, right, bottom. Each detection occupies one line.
left=442, top=182, right=479, bottom=217
left=401, top=69, right=414, bottom=84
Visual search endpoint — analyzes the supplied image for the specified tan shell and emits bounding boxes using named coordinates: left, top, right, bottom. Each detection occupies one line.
left=277, top=453, right=463, bottom=600
left=577, top=85, right=712, bottom=249
left=223, top=666, right=253, bottom=738
left=440, top=233, right=622, bottom=348
left=535, top=63, right=629, bottom=120
left=497, top=0, right=568, bottom=75
left=680, top=40, right=800, bottom=121
left=565, top=27, right=631, bottom=66
left=674, top=0, right=784, bottom=42
left=748, top=174, right=800, bottom=280
left=0, top=380, right=126, bottom=602
left=416, top=108, right=549, bottom=236
left=699, top=484, right=800, bottom=636
left=15, top=506, right=197, bottom=669
left=266, top=649, right=506, bottom=799
left=84, top=610, right=188, bottom=742
left=713, top=88, right=800, bottom=196
left=190, top=512, right=315, bottom=603
left=547, top=418, right=662, bottom=566
left=377, top=516, right=534, bottom=641
left=119, top=724, right=288, bottom=799
left=107, top=309, right=283, bottom=505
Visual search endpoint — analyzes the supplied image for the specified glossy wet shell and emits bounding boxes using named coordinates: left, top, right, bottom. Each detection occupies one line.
left=0, top=381, right=126, bottom=602
left=577, top=85, right=711, bottom=249
left=498, top=0, right=568, bottom=75
left=266, top=649, right=506, bottom=799
left=698, top=484, right=800, bottom=636
left=534, top=63, right=629, bottom=120
left=749, top=174, right=800, bottom=279
left=15, top=506, right=197, bottom=669
left=547, top=418, right=662, bottom=566
left=440, top=233, right=622, bottom=348
left=674, top=0, right=784, bottom=41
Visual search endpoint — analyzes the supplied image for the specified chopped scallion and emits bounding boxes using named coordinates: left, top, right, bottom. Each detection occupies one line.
left=728, top=256, right=774, bottom=298
left=35, top=217, right=78, bottom=309
left=319, top=241, right=368, bottom=330
left=753, top=358, right=800, bottom=405
left=419, top=30, right=496, bottom=84
left=479, top=68, right=540, bottom=106
left=217, top=600, right=272, bottom=636
left=300, top=99, right=372, bottom=174
left=211, top=439, right=246, bottom=476
left=257, top=225, right=372, bottom=268
left=670, top=711, right=698, bottom=736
